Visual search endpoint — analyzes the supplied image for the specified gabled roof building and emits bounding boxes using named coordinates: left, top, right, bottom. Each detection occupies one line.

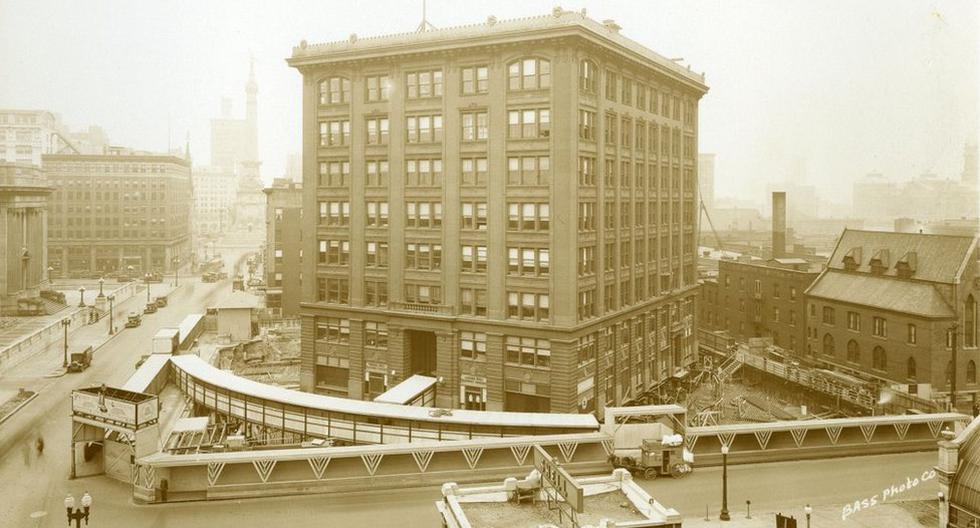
left=805, top=229, right=979, bottom=402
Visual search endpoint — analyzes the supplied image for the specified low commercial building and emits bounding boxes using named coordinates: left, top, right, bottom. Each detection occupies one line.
left=263, top=179, right=303, bottom=316
left=701, top=256, right=821, bottom=355
left=805, top=230, right=979, bottom=402
left=0, top=162, right=52, bottom=314
left=43, top=149, right=192, bottom=276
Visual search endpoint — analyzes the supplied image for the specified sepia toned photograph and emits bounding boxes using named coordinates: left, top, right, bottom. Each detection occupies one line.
left=0, top=1, right=977, bottom=526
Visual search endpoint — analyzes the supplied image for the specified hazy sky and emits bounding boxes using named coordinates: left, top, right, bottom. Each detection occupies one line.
left=1, top=0, right=977, bottom=207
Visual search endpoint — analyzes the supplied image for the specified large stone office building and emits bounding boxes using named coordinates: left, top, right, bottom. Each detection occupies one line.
left=0, top=162, right=52, bottom=315
left=287, top=9, right=707, bottom=413
left=44, top=149, right=192, bottom=276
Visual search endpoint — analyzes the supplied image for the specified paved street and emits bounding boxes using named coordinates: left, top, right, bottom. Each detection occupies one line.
left=0, top=248, right=254, bottom=528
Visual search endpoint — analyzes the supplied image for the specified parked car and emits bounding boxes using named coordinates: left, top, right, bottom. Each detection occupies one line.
left=154, top=295, right=168, bottom=308
left=67, top=346, right=94, bottom=373
left=125, top=312, right=142, bottom=328
left=144, top=302, right=158, bottom=314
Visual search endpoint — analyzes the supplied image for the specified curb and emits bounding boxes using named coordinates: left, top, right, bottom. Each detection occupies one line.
left=0, top=391, right=39, bottom=427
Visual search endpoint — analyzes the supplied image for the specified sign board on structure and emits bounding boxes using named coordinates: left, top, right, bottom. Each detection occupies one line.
left=71, top=386, right=158, bottom=431
left=532, top=445, right=584, bottom=513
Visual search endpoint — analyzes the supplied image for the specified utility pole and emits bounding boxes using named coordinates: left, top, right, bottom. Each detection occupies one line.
left=951, top=322, right=959, bottom=412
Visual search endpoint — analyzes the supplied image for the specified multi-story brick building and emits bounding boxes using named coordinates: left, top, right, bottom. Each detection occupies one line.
left=44, top=149, right=192, bottom=276
left=805, top=230, right=979, bottom=402
left=264, top=178, right=303, bottom=316
left=700, top=257, right=821, bottom=355
left=287, top=9, right=707, bottom=413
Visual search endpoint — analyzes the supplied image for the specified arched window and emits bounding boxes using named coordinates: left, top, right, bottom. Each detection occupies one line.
left=969, top=360, right=977, bottom=384
left=580, top=60, right=598, bottom=93
left=822, top=333, right=835, bottom=356
left=966, top=294, right=977, bottom=348
left=872, top=346, right=887, bottom=370
left=509, top=58, right=551, bottom=91
left=907, top=357, right=917, bottom=379
left=846, top=340, right=860, bottom=363
left=319, top=76, right=351, bottom=105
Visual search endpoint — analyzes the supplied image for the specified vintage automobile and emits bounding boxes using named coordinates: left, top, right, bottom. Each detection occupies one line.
left=125, top=311, right=142, bottom=328
left=154, top=295, right=168, bottom=308
left=67, top=346, right=94, bottom=373
left=144, top=302, right=158, bottom=314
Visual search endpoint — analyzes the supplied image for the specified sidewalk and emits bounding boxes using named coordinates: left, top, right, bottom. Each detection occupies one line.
left=682, top=500, right=935, bottom=527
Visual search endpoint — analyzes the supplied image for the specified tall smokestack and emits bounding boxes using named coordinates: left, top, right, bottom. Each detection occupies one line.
left=772, top=191, right=786, bottom=259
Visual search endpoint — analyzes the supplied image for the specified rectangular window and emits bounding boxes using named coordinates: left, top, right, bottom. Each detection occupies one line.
left=578, top=289, right=596, bottom=320
left=507, top=109, right=550, bottom=139
left=505, top=336, right=550, bottom=368
left=506, top=202, right=550, bottom=231
left=365, top=241, right=389, bottom=268
left=318, top=201, right=349, bottom=226
left=507, top=291, right=549, bottom=321
left=579, top=156, right=596, bottom=186
left=847, top=311, right=860, bottom=331
left=365, top=280, right=388, bottom=306
left=507, top=156, right=551, bottom=186
left=507, top=247, right=550, bottom=276
left=319, top=77, right=350, bottom=105
left=907, top=323, right=917, bottom=344
left=365, top=74, right=390, bottom=102
left=404, top=283, right=442, bottom=304
left=406, top=114, right=444, bottom=143
left=365, top=117, right=389, bottom=145
left=365, top=202, right=389, bottom=227
left=579, top=109, right=595, bottom=140
left=319, top=278, right=349, bottom=304
left=509, top=58, right=550, bottom=91
left=605, top=70, right=617, bottom=101
left=461, top=66, right=489, bottom=95
left=461, top=245, right=488, bottom=273
left=459, top=288, right=488, bottom=317
left=460, top=331, right=487, bottom=360
left=460, top=202, right=488, bottom=230
left=405, top=202, right=443, bottom=228
left=460, top=158, right=488, bottom=186
left=364, top=322, right=388, bottom=349
left=578, top=246, right=595, bottom=276
left=366, top=160, right=389, bottom=187
left=822, top=307, right=835, bottom=325
left=873, top=316, right=887, bottom=337
left=406, top=158, right=443, bottom=187
left=318, top=239, right=350, bottom=266
left=461, top=111, right=488, bottom=141
left=404, top=243, right=442, bottom=270
left=315, top=317, right=350, bottom=343
left=406, top=70, right=443, bottom=99
left=320, top=120, right=350, bottom=146
left=578, top=202, right=596, bottom=230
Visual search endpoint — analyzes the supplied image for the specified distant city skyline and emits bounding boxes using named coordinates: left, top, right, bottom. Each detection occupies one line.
left=1, top=0, right=976, bottom=203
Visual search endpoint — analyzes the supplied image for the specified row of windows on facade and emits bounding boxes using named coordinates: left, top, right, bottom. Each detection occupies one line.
left=318, top=112, right=693, bottom=158
left=318, top=109, right=550, bottom=146
left=722, top=275, right=801, bottom=300
left=318, top=59, right=694, bottom=124
left=316, top=156, right=694, bottom=191
left=314, top=317, right=552, bottom=368
left=813, top=333, right=979, bottom=384
left=314, top=277, right=550, bottom=321
left=317, top=240, right=549, bottom=275
left=316, top=199, right=693, bottom=234
left=315, top=267, right=690, bottom=323
left=815, top=298, right=978, bottom=348
left=46, top=164, right=180, bottom=174
left=575, top=299, right=696, bottom=365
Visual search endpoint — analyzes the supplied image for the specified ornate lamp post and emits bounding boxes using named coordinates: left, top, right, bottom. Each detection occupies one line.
left=804, top=504, right=812, bottom=528
left=720, top=445, right=731, bottom=521
left=97, top=277, right=105, bottom=298
left=61, top=318, right=71, bottom=367
left=107, top=294, right=115, bottom=335
left=64, top=492, right=92, bottom=527
left=77, top=286, right=86, bottom=308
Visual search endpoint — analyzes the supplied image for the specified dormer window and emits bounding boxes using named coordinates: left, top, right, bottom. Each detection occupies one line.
left=843, top=247, right=862, bottom=271
left=869, top=249, right=889, bottom=275
left=895, top=251, right=917, bottom=279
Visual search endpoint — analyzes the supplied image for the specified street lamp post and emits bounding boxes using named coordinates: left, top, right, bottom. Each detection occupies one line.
left=47, top=266, right=54, bottom=285
left=61, top=318, right=71, bottom=367
left=64, top=492, right=92, bottom=528
left=720, top=445, right=731, bottom=521
left=107, top=294, right=115, bottom=335
left=173, top=257, right=180, bottom=287
left=804, top=504, right=812, bottom=528
left=77, top=286, right=86, bottom=308
left=145, top=273, right=151, bottom=303
left=97, top=277, right=105, bottom=298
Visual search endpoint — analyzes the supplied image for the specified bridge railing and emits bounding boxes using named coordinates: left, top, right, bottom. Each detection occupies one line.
left=686, top=412, right=969, bottom=466
left=132, top=432, right=611, bottom=503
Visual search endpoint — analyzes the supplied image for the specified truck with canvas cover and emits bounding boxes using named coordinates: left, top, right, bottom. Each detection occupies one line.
left=602, top=404, right=694, bottom=479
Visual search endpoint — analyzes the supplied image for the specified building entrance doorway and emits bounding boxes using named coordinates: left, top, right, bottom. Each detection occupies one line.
left=406, top=329, right=437, bottom=376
